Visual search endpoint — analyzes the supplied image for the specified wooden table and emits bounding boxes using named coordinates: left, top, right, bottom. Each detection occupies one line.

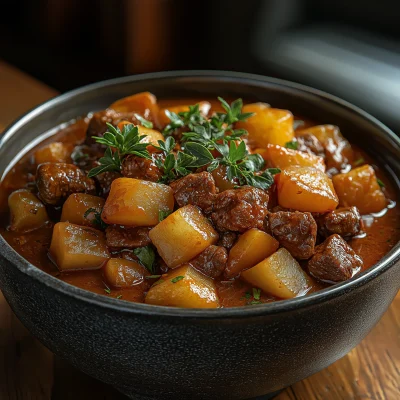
left=0, top=61, right=399, bottom=400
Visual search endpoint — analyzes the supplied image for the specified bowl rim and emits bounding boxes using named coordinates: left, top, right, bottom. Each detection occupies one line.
left=1, top=69, right=399, bottom=319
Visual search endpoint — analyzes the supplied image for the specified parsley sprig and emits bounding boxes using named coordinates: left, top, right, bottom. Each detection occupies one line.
left=180, top=98, right=253, bottom=147
left=207, top=141, right=280, bottom=190
left=134, top=246, right=156, bottom=274
left=88, top=123, right=151, bottom=178
left=153, top=137, right=214, bottom=183
left=163, top=104, right=207, bottom=135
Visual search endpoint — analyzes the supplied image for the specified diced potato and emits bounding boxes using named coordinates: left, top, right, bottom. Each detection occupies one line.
left=332, top=165, right=386, bottom=214
left=34, top=142, right=73, bottom=164
left=277, top=166, right=338, bottom=212
left=211, top=165, right=236, bottom=191
left=104, top=258, right=150, bottom=288
left=236, top=104, right=294, bottom=147
left=258, top=144, right=325, bottom=172
left=158, top=101, right=211, bottom=128
left=49, top=222, right=110, bottom=271
left=109, top=91, right=158, bottom=116
left=8, top=189, right=49, bottom=232
left=61, top=193, right=105, bottom=227
left=117, top=121, right=164, bottom=152
left=102, top=178, right=174, bottom=226
left=241, top=248, right=309, bottom=299
left=145, top=264, right=219, bottom=308
left=225, top=229, right=279, bottom=278
left=296, top=124, right=342, bottom=146
left=149, top=205, right=219, bottom=268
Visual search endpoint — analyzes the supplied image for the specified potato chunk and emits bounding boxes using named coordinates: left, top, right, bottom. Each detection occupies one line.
left=8, top=189, right=49, bottom=232
left=277, top=166, right=338, bottom=213
left=145, top=264, right=219, bottom=308
left=241, top=248, right=309, bottom=299
left=109, top=91, right=158, bottom=115
left=158, top=101, right=211, bottom=128
left=61, top=193, right=105, bottom=227
left=258, top=144, right=325, bottom=172
left=236, top=104, right=294, bottom=147
left=225, top=229, right=279, bottom=278
left=104, top=258, right=150, bottom=288
left=102, top=178, right=174, bottom=226
left=34, top=142, right=73, bottom=164
left=49, top=222, right=110, bottom=271
left=332, top=165, right=386, bottom=214
left=149, top=205, right=219, bottom=268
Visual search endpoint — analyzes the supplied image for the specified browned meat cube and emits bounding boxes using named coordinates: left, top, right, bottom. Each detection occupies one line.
left=217, top=231, right=237, bottom=249
left=211, top=187, right=269, bottom=232
left=189, top=245, right=228, bottom=278
left=106, top=225, right=152, bottom=250
left=85, top=109, right=139, bottom=145
left=94, top=170, right=121, bottom=198
left=170, top=172, right=218, bottom=213
left=266, top=211, right=317, bottom=259
left=71, top=144, right=103, bottom=171
left=296, top=133, right=325, bottom=157
left=36, top=163, right=96, bottom=205
left=121, top=155, right=162, bottom=182
left=317, top=207, right=362, bottom=238
left=308, top=234, right=363, bottom=283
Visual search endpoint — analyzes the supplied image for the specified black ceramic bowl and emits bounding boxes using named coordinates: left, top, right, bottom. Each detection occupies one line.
left=0, top=72, right=399, bottom=400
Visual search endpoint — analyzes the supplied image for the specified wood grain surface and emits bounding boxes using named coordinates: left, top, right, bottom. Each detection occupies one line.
left=0, top=61, right=399, bottom=400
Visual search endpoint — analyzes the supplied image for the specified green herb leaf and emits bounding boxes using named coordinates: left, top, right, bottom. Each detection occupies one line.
left=88, top=123, right=151, bottom=177
left=146, top=275, right=162, bottom=279
left=103, top=282, right=111, bottom=295
left=134, top=113, right=153, bottom=129
left=252, top=288, right=261, bottom=300
left=133, top=246, right=156, bottom=274
left=159, top=209, right=172, bottom=221
left=266, top=168, right=281, bottom=175
left=171, top=276, right=184, bottom=283
left=285, top=140, right=299, bottom=150
left=354, top=158, right=365, bottom=166
left=184, top=142, right=214, bottom=167
left=116, top=295, right=123, bottom=299
left=377, top=178, right=385, bottom=188
left=83, top=208, right=108, bottom=230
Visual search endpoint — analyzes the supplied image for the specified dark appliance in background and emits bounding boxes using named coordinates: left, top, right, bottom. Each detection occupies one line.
left=1, top=0, right=399, bottom=131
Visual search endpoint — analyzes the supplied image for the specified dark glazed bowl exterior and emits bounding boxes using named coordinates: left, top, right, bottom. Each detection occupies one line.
left=0, top=72, right=399, bottom=400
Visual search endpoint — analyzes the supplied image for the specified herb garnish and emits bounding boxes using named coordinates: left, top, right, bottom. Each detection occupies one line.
left=207, top=141, right=280, bottom=190
left=171, top=276, right=184, bottom=283
left=146, top=275, right=162, bottom=279
left=153, top=137, right=214, bottom=183
left=159, top=209, right=172, bottom=221
left=354, top=158, right=365, bottom=166
left=116, top=295, right=123, bottom=299
left=134, top=114, right=153, bottom=129
left=134, top=246, right=156, bottom=274
left=83, top=208, right=108, bottom=230
left=104, top=282, right=111, bottom=295
left=377, top=178, right=385, bottom=188
left=285, top=140, right=298, bottom=150
left=241, top=288, right=263, bottom=305
left=163, top=104, right=207, bottom=136
left=88, top=123, right=151, bottom=177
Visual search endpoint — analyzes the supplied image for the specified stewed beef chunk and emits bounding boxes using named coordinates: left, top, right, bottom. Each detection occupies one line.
left=296, top=134, right=325, bottom=157
left=170, top=172, right=217, bottom=213
left=85, top=109, right=140, bottom=145
left=308, top=234, right=363, bottom=283
left=217, top=231, right=237, bottom=249
left=266, top=211, right=317, bottom=259
left=106, top=225, right=152, bottom=250
left=211, top=187, right=269, bottom=232
left=36, top=163, right=95, bottom=205
left=189, top=245, right=228, bottom=279
left=94, top=170, right=121, bottom=198
left=121, top=155, right=162, bottom=182
left=317, top=207, right=362, bottom=238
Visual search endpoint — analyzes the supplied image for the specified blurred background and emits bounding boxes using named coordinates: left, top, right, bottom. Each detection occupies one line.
left=1, top=0, right=400, bottom=131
